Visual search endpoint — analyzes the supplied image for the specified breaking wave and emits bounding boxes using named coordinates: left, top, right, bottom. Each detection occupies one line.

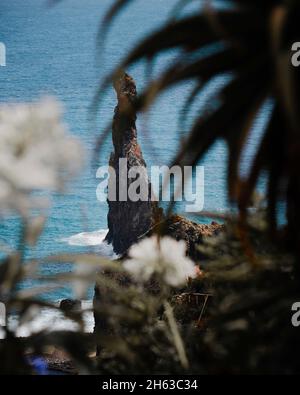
left=60, top=229, right=115, bottom=258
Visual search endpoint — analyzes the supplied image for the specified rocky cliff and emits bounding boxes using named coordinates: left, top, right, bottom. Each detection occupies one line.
left=104, top=72, right=160, bottom=255
left=94, top=73, right=223, bottom=353
left=104, top=72, right=223, bottom=257
left=150, top=215, right=223, bottom=261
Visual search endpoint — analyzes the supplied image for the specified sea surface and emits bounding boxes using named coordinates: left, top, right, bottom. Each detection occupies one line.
left=0, top=0, right=270, bottom=313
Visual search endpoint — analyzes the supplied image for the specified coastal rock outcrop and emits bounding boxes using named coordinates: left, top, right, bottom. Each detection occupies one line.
left=149, top=215, right=223, bottom=261
left=103, top=72, right=223, bottom=258
left=104, top=72, right=160, bottom=255
left=94, top=73, right=224, bottom=354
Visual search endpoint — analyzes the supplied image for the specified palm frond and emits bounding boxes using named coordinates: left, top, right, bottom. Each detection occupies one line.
left=98, top=0, right=300, bottom=255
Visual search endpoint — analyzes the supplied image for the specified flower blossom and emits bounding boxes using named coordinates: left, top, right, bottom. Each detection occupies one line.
left=0, top=97, right=83, bottom=215
left=123, top=236, right=196, bottom=287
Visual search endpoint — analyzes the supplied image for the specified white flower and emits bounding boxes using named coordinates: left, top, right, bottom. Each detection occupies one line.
left=0, top=97, right=83, bottom=215
left=123, top=236, right=196, bottom=287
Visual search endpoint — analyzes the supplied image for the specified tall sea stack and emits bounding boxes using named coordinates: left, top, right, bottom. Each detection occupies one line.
left=94, top=74, right=224, bottom=354
left=105, top=72, right=158, bottom=255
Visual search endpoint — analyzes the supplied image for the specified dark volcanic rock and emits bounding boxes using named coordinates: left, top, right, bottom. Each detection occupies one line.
left=105, top=72, right=160, bottom=255
left=148, top=215, right=224, bottom=261
left=94, top=74, right=224, bottom=354
left=103, top=72, right=222, bottom=258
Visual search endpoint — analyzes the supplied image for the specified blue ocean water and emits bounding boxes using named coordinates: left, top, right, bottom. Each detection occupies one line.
left=0, top=0, right=270, bottom=302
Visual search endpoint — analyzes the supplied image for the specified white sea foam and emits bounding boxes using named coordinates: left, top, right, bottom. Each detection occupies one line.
left=0, top=231, right=118, bottom=339
left=0, top=301, right=94, bottom=339
left=60, top=229, right=116, bottom=258
left=62, top=229, right=108, bottom=246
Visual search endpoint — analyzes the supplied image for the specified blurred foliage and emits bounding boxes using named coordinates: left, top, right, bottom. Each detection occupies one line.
left=1, top=0, right=300, bottom=375
left=93, top=270, right=188, bottom=374
left=186, top=207, right=300, bottom=374
left=97, top=0, right=300, bottom=258
left=92, top=0, right=300, bottom=369
left=0, top=220, right=190, bottom=374
left=2, top=206, right=299, bottom=374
